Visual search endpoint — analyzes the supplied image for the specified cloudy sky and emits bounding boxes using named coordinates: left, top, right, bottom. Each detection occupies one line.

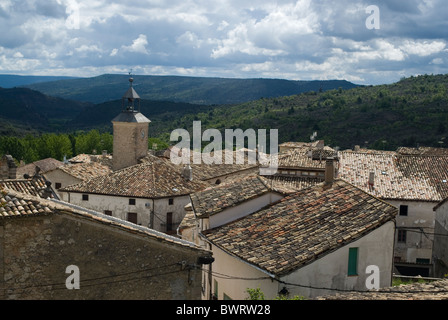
left=0, top=0, right=447, bottom=85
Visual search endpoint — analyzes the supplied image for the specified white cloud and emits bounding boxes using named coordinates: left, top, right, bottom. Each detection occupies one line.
left=121, top=34, right=150, bottom=55
left=399, top=40, right=446, bottom=57
left=0, top=0, right=447, bottom=85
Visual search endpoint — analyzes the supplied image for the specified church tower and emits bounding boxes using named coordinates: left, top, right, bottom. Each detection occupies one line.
left=112, top=75, right=151, bottom=171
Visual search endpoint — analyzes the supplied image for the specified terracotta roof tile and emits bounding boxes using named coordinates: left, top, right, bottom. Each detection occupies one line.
left=57, top=162, right=112, bottom=181
left=16, top=158, right=64, bottom=177
left=190, top=175, right=273, bottom=218
left=0, top=176, right=56, bottom=199
left=0, top=188, right=210, bottom=252
left=316, top=279, right=448, bottom=300
left=338, top=151, right=448, bottom=201
left=203, top=179, right=397, bottom=276
left=60, top=154, right=208, bottom=198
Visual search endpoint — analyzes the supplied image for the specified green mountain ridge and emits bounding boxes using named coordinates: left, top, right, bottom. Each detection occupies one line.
left=0, top=73, right=447, bottom=153
left=22, top=74, right=360, bottom=105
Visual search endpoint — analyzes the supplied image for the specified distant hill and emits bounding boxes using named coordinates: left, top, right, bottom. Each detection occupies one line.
left=3, top=73, right=448, bottom=153
left=68, top=99, right=211, bottom=137
left=23, top=74, right=360, bottom=105
left=0, top=87, right=91, bottom=135
left=68, top=74, right=448, bottom=151
left=0, top=74, right=79, bottom=88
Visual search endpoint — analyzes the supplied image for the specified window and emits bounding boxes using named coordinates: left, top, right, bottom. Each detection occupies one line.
left=129, top=198, right=136, bottom=205
left=348, top=248, right=358, bottom=276
left=399, top=205, right=408, bottom=216
left=214, top=279, right=218, bottom=299
left=416, top=258, right=430, bottom=264
left=104, top=210, right=112, bottom=216
left=168, top=198, right=174, bottom=205
left=55, top=182, right=62, bottom=189
left=127, top=212, right=138, bottom=224
left=82, top=194, right=89, bottom=201
left=398, top=230, right=407, bottom=243
left=223, top=293, right=232, bottom=300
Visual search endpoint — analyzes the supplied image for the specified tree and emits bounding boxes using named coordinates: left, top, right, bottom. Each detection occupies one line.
left=246, top=287, right=305, bottom=300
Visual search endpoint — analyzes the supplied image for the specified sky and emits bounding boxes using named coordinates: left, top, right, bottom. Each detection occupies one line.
left=0, top=0, right=447, bottom=85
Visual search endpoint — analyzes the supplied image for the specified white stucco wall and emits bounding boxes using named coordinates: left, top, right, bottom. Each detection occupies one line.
left=44, top=170, right=82, bottom=198
left=281, top=220, right=395, bottom=299
left=209, top=192, right=284, bottom=229
left=59, top=191, right=190, bottom=233
left=207, top=220, right=395, bottom=300
left=388, top=200, right=436, bottom=263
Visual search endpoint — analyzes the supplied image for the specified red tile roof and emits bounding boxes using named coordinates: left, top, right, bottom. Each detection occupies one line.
left=203, top=179, right=397, bottom=276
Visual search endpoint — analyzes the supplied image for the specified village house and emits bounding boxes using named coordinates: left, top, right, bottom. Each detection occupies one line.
left=58, top=154, right=208, bottom=235
left=199, top=160, right=397, bottom=300
left=275, top=140, right=338, bottom=179
left=43, top=161, right=112, bottom=198
left=338, top=149, right=448, bottom=277
left=0, top=187, right=213, bottom=300
left=16, top=157, right=64, bottom=179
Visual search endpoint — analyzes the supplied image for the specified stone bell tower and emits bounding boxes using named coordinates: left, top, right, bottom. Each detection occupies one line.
left=112, top=75, right=151, bottom=171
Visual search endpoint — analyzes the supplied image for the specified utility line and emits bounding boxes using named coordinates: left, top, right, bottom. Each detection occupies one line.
left=202, top=268, right=448, bottom=295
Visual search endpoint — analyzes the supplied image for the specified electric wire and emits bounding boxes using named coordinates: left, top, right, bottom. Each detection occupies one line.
left=201, top=268, right=448, bottom=295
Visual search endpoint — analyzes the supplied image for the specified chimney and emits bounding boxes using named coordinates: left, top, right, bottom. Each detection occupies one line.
left=182, top=164, right=193, bottom=181
left=368, top=171, right=375, bottom=190
left=325, top=157, right=335, bottom=186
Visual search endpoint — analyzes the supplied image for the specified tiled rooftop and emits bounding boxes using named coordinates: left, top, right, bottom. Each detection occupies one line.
left=0, top=188, right=209, bottom=252
left=338, top=151, right=448, bottom=202
left=157, top=149, right=259, bottom=182
left=190, top=175, right=274, bottom=218
left=277, top=146, right=337, bottom=170
left=56, top=161, right=112, bottom=181
left=0, top=188, right=53, bottom=217
left=0, top=176, right=56, bottom=199
left=68, top=153, right=113, bottom=168
left=316, top=278, right=448, bottom=300
left=203, top=179, right=397, bottom=276
left=258, top=175, right=324, bottom=194
left=60, top=154, right=208, bottom=198
left=16, top=157, right=64, bottom=178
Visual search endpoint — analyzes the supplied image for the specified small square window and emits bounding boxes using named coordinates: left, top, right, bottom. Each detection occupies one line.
left=82, top=194, right=89, bottom=201
left=55, top=182, right=62, bottom=189
left=104, top=210, right=112, bottom=216
left=168, top=198, right=174, bottom=205
left=399, top=205, right=408, bottom=216
left=129, top=198, right=136, bottom=205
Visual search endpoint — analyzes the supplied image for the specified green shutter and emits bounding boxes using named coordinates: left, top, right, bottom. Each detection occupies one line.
left=348, top=248, right=358, bottom=276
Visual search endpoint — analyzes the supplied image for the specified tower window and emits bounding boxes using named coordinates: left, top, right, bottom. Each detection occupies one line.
left=168, top=198, right=174, bottom=205
left=82, top=194, right=89, bottom=201
left=129, top=198, right=136, bottom=205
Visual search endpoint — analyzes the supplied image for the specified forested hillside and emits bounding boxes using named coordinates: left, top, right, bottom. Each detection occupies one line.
left=1, top=74, right=448, bottom=164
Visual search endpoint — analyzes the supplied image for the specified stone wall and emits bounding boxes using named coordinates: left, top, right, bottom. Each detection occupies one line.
left=0, top=211, right=209, bottom=300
